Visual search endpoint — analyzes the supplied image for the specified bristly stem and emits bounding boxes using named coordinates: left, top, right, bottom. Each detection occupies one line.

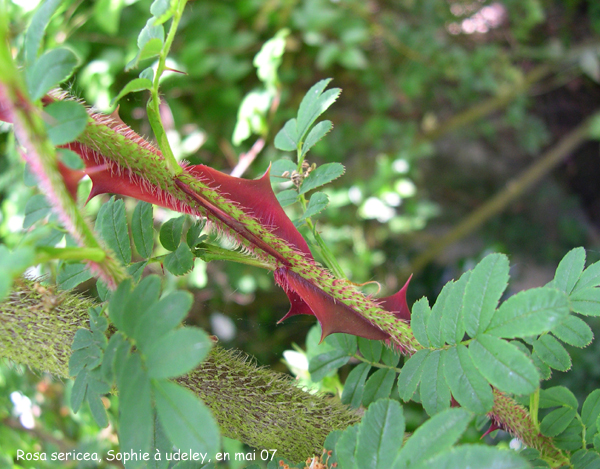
left=148, top=0, right=188, bottom=176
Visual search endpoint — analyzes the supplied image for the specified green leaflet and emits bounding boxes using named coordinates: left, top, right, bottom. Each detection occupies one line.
left=411, top=445, right=530, bottom=469
left=23, top=194, right=51, bottom=228
left=420, top=350, right=451, bottom=416
left=44, top=100, right=89, bottom=146
left=159, top=215, right=186, bottom=251
left=440, top=271, right=470, bottom=345
left=411, top=297, right=431, bottom=348
left=358, top=337, right=383, bottom=362
left=95, top=196, right=131, bottom=265
left=132, top=201, right=154, bottom=258
left=551, top=315, right=593, bottom=348
left=398, top=349, right=430, bottom=402
left=553, top=247, right=586, bottom=295
left=541, top=407, right=577, bottom=437
left=362, top=368, right=396, bottom=406
left=299, top=163, right=345, bottom=194
left=309, top=349, right=350, bottom=381
left=27, top=47, right=79, bottom=101
left=533, top=335, right=572, bottom=371
left=341, top=363, right=371, bottom=408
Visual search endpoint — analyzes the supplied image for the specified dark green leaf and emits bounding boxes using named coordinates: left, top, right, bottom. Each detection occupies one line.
left=420, top=350, right=451, bottom=415
left=533, top=335, right=572, bottom=371
left=462, top=253, right=509, bottom=338
left=95, top=197, right=131, bottom=264
left=118, top=353, right=153, bottom=459
left=303, top=191, right=329, bottom=219
left=127, top=260, right=147, bottom=282
left=393, top=408, right=472, bottom=469
left=132, top=202, right=154, bottom=258
left=159, top=215, right=186, bottom=251
left=356, top=399, right=404, bottom=469
left=72, top=329, right=93, bottom=351
left=274, top=118, right=298, bottom=151
left=411, top=297, right=431, bottom=347
left=309, top=349, right=350, bottom=382
left=398, top=349, right=430, bottom=402
left=574, top=260, right=600, bottom=293
left=27, top=47, right=79, bottom=100
left=532, top=350, right=552, bottom=381
left=440, top=271, right=471, bottom=345
left=24, top=0, right=63, bottom=64
left=87, top=390, right=108, bottom=428
left=276, top=189, right=298, bottom=207
left=486, top=287, right=570, bottom=338
left=411, top=445, right=530, bottom=469
left=71, top=368, right=88, bottom=413
left=108, top=278, right=133, bottom=330
left=582, top=390, right=600, bottom=441
left=301, top=120, right=332, bottom=157
left=186, top=221, right=205, bottom=248
left=570, top=287, right=600, bottom=316
left=571, top=449, right=600, bottom=469
left=164, top=243, right=195, bottom=275
left=336, top=425, right=359, bottom=469
left=552, top=315, right=593, bottom=347
left=145, top=328, right=212, bottom=379
left=299, top=162, right=345, bottom=194
left=554, top=418, right=583, bottom=451
left=342, top=363, right=371, bottom=408
left=135, top=290, right=193, bottom=352
left=326, top=333, right=357, bottom=354
left=44, top=100, right=89, bottom=146
left=443, top=345, right=493, bottom=414
left=23, top=194, right=51, bottom=228
left=57, top=262, right=92, bottom=290
left=554, top=247, right=586, bottom=294
left=539, top=386, right=578, bottom=409
left=540, top=407, right=577, bottom=437
left=153, top=380, right=219, bottom=456
left=358, top=337, right=383, bottom=362
left=121, top=275, right=162, bottom=337
left=381, top=346, right=401, bottom=367
left=324, top=430, right=342, bottom=468
left=296, top=79, right=341, bottom=143
left=469, top=334, right=539, bottom=395
left=102, top=332, right=126, bottom=382
left=362, top=368, right=396, bottom=406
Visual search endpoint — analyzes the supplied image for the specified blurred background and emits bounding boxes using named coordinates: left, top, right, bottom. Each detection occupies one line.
left=1, top=0, right=600, bottom=466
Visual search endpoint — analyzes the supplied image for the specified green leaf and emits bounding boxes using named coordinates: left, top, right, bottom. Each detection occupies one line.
left=24, top=0, right=64, bottom=64
left=112, top=78, right=152, bottom=107
left=23, top=194, right=52, bottom=228
left=58, top=148, right=85, bottom=170
left=296, top=79, right=341, bottom=143
left=486, top=287, right=570, bottom=338
left=411, top=445, right=530, bottom=469
left=582, top=390, right=600, bottom=443
left=571, top=449, right=600, bottom=469
left=118, top=353, right=153, bottom=459
left=555, top=419, right=583, bottom=451
left=551, top=315, right=593, bottom=348
left=301, top=120, right=332, bottom=157
left=427, top=280, right=457, bottom=348
left=342, top=363, right=371, bottom=408
left=570, top=287, right=600, bottom=316
left=276, top=189, right=298, bottom=207
left=299, top=162, right=345, bottom=194
left=150, top=0, right=177, bottom=24
left=381, top=346, right=401, bottom=367
left=362, top=368, right=396, bottom=406
left=71, top=368, right=88, bottom=413
left=539, top=386, right=578, bottom=409
left=186, top=221, right=205, bottom=248
left=573, top=260, right=600, bottom=293
left=411, top=297, right=431, bottom=347
left=303, top=192, right=329, bottom=219
left=469, top=334, right=539, bottom=395
left=128, top=260, right=147, bottom=283
left=102, top=332, right=126, bottom=382
left=126, top=18, right=165, bottom=70
left=72, top=329, right=93, bottom=351
left=336, top=425, right=359, bottom=469
left=533, top=335, right=572, bottom=371
left=44, top=100, right=89, bottom=146
left=443, top=345, right=493, bottom=414
left=309, top=349, right=350, bottom=382
left=135, top=291, right=194, bottom=352
left=440, top=271, right=471, bottom=345
left=358, top=337, right=383, bottom=362
left=57, top=262, right=92, bottom=290
left=121, top=275, right=162, bottom=337
left=27, top=48, right=79, bottom=101
left=95, top=197, right=131, bottom=264
left=326, top=333, right=357, bottom=354
left=153, top=380, right=220, bottom=456
left=108, top=278, right=133, bottom=330
left=420, top=350, right=451, bottom=415
left=540, top=407, right=577, bottom=437
left=93, top=0, right=125, bottom=35
left=145, top=328, right=212, bottom=379
left=356, top=399, right=404, bottom=469
left=160, top=216, right=186, bottom=251
left=462, top=253, right=509, bottom=338
left=397, top=349, right=430, bottom=402
left=554, top=247, right=586, bottom=294
left=164, top=243, right=195, bottom=275
left=269, top=158, right=297, bottom=181
left=132, top=202, right=154, bottom=258
left=393, top=408, right=472, bottom=469
left=87, top=390, right=108, bottom=428
left=274, top=119, right=298, bottom=151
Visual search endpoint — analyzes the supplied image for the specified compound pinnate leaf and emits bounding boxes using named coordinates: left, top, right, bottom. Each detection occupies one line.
left=301, top=120, right=332, bottom=157
left=132, top=201, right=154, bottom=258
left=485, top=287, right=569, bottom=338
left=153, top=380, right=219, bottom=457
left=342, top=363, right=371, bottom=408
left=398, top=349, right=429, bottom=402
left=539, top=386, right=578, bottom=409
left=44, top=100, right=89, bottom=146
left=540, top=407, right=577, bottom=437
left=309, top=349, right=350, bottom=382
left=411, top=298, right=431, bottom=348
left=554, top=247, right=586, bottom=294
left=551, top=315, right=593, bottom=348
left=27, top=47, right=79, bottom=101
left=570, top=287, right=600, bottom=316
left=299, top=162, right=345, bottom=194
left=469, top=334, right=539, bottom=395
left=362, top=368, right=396, bottom=406
left=443, top=345, right=493, bottom=414
left=462, top=253, right=509, bottom=338
left=393, top=408, right=472, bottom=469
left=533, top=335, right=572, bottom=371
left=164, top=243, right=194, bottom=276
left=159, top=215, right=186, bottom=251
left=411, top=444, right=530, bottom=469
left=420, top=350, right=451, bottom=416
left=356, top=399, right=404, bottom=469
left=23, top=194, right=51, bottom=228
left=145, top=328, right=212, bottom=379
left=95, top=197, right=131, bottom=265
